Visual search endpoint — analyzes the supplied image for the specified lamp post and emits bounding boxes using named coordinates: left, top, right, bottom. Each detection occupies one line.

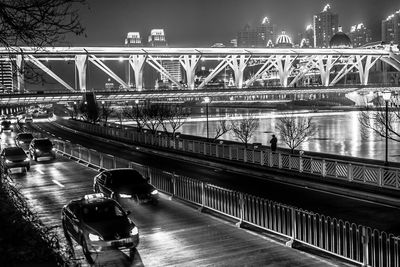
left=382, top=91, right=392, bottom=165
left=204, top=97, right=211, bottom=139
left=134, top=99, right=139, bottom=131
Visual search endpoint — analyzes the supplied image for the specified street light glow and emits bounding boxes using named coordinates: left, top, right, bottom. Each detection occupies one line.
left=382, top=91, right=392, bottom=101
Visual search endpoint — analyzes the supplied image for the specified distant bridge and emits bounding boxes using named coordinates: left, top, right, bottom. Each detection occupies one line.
left=0, top=46, right=399, bottom=94
left=0, top=85, right=399, bottom=105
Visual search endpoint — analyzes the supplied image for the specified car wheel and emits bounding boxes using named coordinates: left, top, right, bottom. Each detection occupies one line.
left=81, top=237, right=94, bottom=265
left=62, top=220, right=73, bottom=245
left=34, top=154, right=37, bottom=161
left=129, top=247, right=137, bottom=260
left=26, top=165, right=30, bottom=171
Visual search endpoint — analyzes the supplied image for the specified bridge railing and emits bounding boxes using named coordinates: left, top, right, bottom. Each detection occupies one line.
left=52, top=138, right=400, bottom=267
left=56, top=118, right=400, bottom=193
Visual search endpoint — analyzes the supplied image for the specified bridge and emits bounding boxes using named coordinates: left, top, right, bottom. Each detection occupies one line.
left=0, top=46, right=399, bottom=94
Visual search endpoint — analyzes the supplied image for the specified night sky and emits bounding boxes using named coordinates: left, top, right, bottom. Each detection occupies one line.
left=71, top=0, right=398, bottom=46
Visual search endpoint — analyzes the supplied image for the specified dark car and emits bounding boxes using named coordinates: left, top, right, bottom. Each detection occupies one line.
left=15, top=133, right=34, bottom=151
left=61, top=193, right=139, bottom=264
left=29, top=138, right=56, bottom=161
left=93, top=169, right=159, bottom=204
left=1, top=146, right=30, bottom=173
left=1, top=120, right=13, bottom=133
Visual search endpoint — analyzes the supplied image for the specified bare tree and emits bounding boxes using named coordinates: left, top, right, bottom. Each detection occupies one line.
left=114, top=107, right=124, bottom=127
left=213, top=118, right=232, bottom=141
left=142, top=102, right=163, bottom=134
left=100, top=102, right=114, bottom=125
left=359, top=98, right=400, bottom=142
left=0, top=0, right=86, bottom=48
left=123, top=105, right=146, bottom=132
left=231, top=116, right=259, bottom=148
left=160, top=104, right=190, bottom=136
left=0, top=0, right=87, bottom=85
left=66, top=103, right=78, bottom=119
left=276, top=113, right=317, bottom=154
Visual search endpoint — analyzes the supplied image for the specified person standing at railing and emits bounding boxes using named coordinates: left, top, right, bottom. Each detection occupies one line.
left=270, top=135, right=277, bottom=152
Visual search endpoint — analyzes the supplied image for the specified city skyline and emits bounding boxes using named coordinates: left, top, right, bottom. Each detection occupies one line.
left=69, top=0, right=399, bottom=46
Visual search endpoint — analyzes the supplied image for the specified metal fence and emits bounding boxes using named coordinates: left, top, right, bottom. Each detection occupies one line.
left=53, top=139, right=400, bottom=267
left=56, top=119, right=400, bottom=193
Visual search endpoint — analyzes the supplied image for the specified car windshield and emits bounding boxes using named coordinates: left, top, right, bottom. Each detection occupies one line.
left=4, top=147, right=25, bottom=156
left=1, top=121, right=11, bottom=126
left=80, top=202, right=125, bottom=222
left=109, top=170, right=146, bottom=186
left=18, top=133, right=34, bottom=140
left=35, top=139, right=53, bottom=147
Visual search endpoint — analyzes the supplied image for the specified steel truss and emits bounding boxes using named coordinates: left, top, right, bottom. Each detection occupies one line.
left=0, top=47, right=399, bottom=92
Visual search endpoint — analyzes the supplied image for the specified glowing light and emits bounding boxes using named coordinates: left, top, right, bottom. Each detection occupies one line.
left=323, top=4, right=331, bottom=12
left=118, top=57, right=124, bottom=62
left=262, top=17, right=270, bottom=24
left=150, top=29, right=165, bottom=36
left=306, top=24, right=313, bottom=31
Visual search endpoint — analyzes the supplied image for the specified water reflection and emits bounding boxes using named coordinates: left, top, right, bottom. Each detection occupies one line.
left=180, top=110, right=397, bottom=162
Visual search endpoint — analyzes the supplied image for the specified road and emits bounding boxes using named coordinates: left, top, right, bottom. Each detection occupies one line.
left=1, top=130, right=351, bottom=266
left=29, top=121, right=400, bottom=236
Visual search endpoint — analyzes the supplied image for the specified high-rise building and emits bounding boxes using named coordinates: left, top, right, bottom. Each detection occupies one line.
left=237, top=24, right=257, bottom=47
left=349, top=23, right=372, bottom=47
left=0, top=59, right=13, bottom=93
left=313, top=4, right=339, bottom=48
left=300, top=24, right=314, bottom=48
left=147, top=29, right=182, bottom=86
left=125, top=32, right=142, bottom=46
left=382, top=9, right=400, bottom=44
left=237, top=17, right=277, bottom=48
left=148, top=29, right=167, bottom=47
left=256, top=17, right=277, bottom=47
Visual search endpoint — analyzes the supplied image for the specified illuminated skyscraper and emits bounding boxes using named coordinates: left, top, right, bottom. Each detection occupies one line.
left=382, top=9, right=400, bottom=44
left=313, top=4, right=339, bottom=48
left=148, top=29, right=167, bottom=47
left=0, top=59, right=13, bottom=92
left=237, top=17, right=277, bottom=47
left=125, top=32, right=142, bottom=47
left=300, top=24, right=314, bottom=48
left=256, top=17, right=277, bottom=47
left=348, top=23, right=372, bottom=47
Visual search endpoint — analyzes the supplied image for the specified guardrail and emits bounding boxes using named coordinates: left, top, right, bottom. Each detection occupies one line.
left=57, top=118, right=400, bottom=193
left=52, top=138, right=400, bottom=267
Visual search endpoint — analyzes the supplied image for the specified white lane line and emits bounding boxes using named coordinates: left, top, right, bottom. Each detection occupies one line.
left=37, top=170, right=45, bottom=175
left=52, top=179, right=65, bottom=188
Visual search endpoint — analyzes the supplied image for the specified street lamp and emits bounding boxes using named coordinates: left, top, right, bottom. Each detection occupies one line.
left=203, top=97, right=211, bottom=139
left=134, top=99, right=139, bottom=131
left=382, top=90, right=392, bottom=165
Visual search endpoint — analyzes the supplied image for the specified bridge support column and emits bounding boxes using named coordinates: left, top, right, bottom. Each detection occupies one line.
left=16, top=55, right=25, bottom=93
left=147, top=55, right=183, bottom=89
left=198, top=56, right=230, bottom=89
left=228, top=55, right=249, bottom=89
left=129, top=55, right=146, bottom=91
left=276, top=55, right=295, bottom=87
left=75, top=55, right=88, bottom=92
left=245, top=56, right=275, bottom=88
left=179, top=55, right=201, bottom=89
left=356, top=55, right=378, bottom=86
left=317, top=55, right=334, bottom=86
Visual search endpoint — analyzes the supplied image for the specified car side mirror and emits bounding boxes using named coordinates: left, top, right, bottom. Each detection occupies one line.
left=126, top=210, right=131, bottom=216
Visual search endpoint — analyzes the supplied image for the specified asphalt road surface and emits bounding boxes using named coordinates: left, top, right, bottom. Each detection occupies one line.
left=29, top=121, right=400, bottom=236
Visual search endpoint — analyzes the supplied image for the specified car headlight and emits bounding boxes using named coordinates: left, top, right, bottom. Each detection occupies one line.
left=52, top=148, right=56, bottom=151
left=5, top=159, right=12, bottom=163
left=88, top=233, right=101, bottom=241
left=130, top=226, right=138, bottom=236
left=35, top=149, right=40, bottom=153
left=10, top=125, right=13, bottom=128
left=151, top=189, right=158, bottom=195
left=19, top=141, right=23, bottom=144
left=24, top=158, right=30, bottom=162
left=119, top=193, right=132, bottom=198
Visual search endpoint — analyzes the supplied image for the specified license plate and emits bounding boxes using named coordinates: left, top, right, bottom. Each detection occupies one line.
left=38, top=156, right=53, bottom=161
left=9, top=167, right=24, bottom=173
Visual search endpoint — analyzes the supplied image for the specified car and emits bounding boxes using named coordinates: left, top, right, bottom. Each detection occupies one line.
left=61, top=193, right=139, bottom=264
left=29, top=138, right=56, bottom=161
left=93, top=168, right=159, bottom=205
left=24, top=115, right=33, bottom=123
left=15, top=132, right=34, bottom=151
left=0, top=146, right=30, bottom=173
left=1, top=120, right=13, bottom=133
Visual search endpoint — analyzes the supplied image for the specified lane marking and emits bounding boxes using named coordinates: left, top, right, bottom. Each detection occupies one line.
left=52, top=179, right=65, bottom=188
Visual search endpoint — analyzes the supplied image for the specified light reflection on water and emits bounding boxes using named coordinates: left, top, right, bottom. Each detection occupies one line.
left=179, top=110, right=397, bottom=162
